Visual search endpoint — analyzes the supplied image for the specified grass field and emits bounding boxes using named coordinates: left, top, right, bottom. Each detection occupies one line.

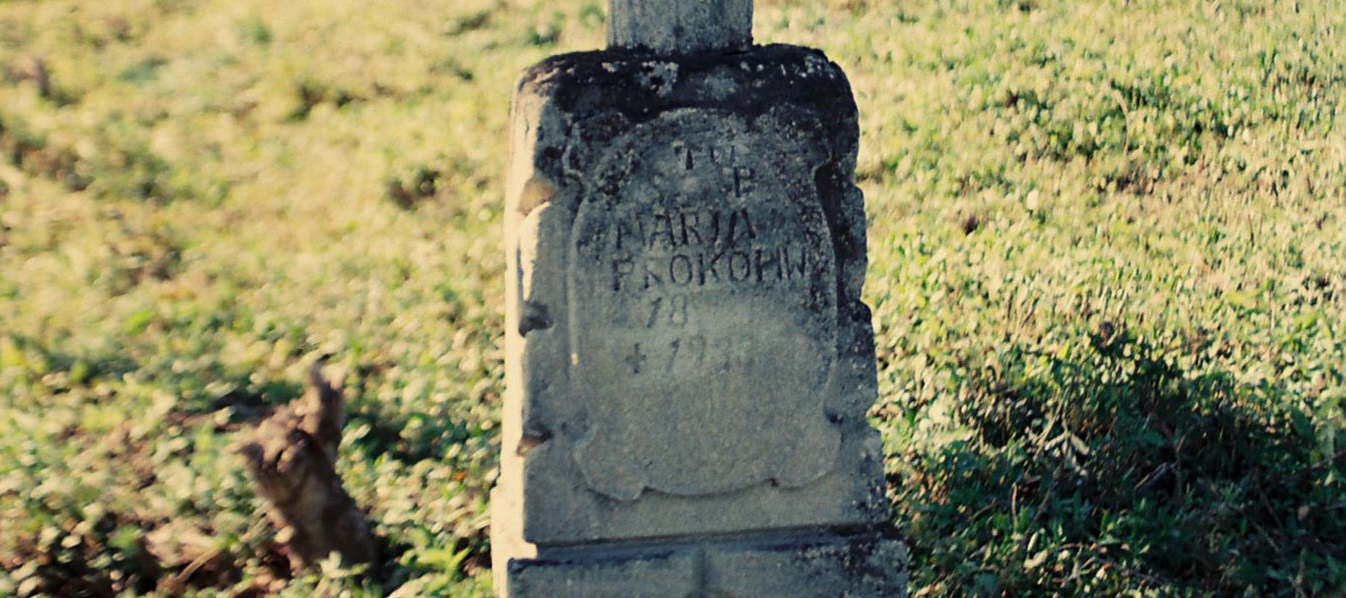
left=1, top=0, right=1342, bottom=596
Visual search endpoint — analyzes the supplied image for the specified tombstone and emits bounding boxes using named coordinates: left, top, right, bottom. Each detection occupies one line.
left=492, top=0, right=908, bottom=595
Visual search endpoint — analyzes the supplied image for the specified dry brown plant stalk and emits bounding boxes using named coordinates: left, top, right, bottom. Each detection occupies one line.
left=237, top=364, right=377, bottom=576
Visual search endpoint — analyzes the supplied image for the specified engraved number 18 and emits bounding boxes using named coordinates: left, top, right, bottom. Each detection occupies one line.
left=645, top=295, right=689, bottom=328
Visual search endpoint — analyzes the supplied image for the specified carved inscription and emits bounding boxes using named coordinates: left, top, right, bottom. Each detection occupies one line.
left=568, top=109, right=841, bottom=501
left=607, top=207, right=819, bottom=292
left=621, top=327, right=761, bottom=375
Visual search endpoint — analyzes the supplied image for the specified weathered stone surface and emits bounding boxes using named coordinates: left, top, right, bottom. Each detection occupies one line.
left=508, top=546, right=698, bottom=598
left=704, top=530, right=908, bottom=598
left=608, top=0, right=752, bottom=54
left=493, top=42, right=905, bottom=597
left=502, top=529, right=907, bottom=598
left=496, top=45, right=882, bottom=547
left=569, top=107, right=841, bottom=501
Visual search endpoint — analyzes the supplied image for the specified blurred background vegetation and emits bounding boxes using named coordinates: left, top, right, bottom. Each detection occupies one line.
left=0, top=0, right=1341, bottom=596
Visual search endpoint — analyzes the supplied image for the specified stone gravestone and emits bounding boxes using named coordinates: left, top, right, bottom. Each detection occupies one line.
left=492, top=1, right=908, bottom=595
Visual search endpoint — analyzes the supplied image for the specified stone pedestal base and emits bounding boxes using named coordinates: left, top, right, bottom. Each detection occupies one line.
left=499, top=528, right=907, bottom=598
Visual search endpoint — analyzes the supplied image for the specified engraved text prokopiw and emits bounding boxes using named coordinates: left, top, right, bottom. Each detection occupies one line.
left=568, top=109, right=841, bottom=501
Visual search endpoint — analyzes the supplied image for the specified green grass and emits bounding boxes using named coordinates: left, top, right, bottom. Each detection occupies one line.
left=0, top=0, right=1342, bottom=596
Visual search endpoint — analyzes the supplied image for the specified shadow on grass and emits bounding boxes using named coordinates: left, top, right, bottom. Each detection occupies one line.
left=888, top=325, right=1344, bottom=597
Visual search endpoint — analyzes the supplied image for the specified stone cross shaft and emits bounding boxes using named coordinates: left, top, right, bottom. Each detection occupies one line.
left=608, top=0, right=752, bottom=53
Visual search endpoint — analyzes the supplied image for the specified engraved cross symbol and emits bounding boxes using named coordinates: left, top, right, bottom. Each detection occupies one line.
left=624, top=343, right=647, bottom=374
